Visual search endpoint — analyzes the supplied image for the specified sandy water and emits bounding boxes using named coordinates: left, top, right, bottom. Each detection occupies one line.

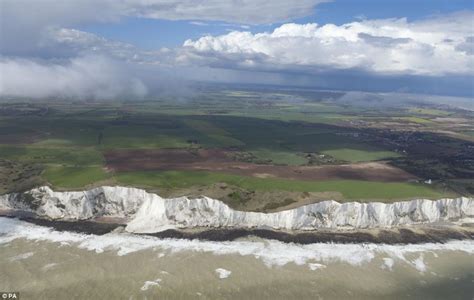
left=0, top=218, right=473, bottom=300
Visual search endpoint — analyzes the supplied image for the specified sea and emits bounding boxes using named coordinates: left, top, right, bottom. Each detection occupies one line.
left=1, top=217, right=473, bottom=300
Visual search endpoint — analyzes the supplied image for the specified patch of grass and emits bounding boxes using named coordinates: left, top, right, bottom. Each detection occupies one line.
left=284, top=132, right=365, bottom=152
left=321, top=148, right=401, bottom=162
left=207, top=134, right=245, bottom=147
left=226, top=191, right=251, bottom=206
left=0, top=159, right=44, bottom=194
left=184, top=119, right=245, bottom=147
left=100, top=125, right=192, bottom=149
left=262, top=198, right=296, bottom=210
left=33, top=139, right=75, bottom=147
left=115, top=170, right=448, bottom=201
left=184, top=120, right=230, bottom=136
left=408, top=108, right=450, bottom=116
left=250, top=148, right=307, bottom=165
left=0, top=146, right=104, bottom=165
left=101, top=134, right=190, bottom=149
left=395, top=117, right=433, bottom=125
left=44, top=166, right=109, bottom=188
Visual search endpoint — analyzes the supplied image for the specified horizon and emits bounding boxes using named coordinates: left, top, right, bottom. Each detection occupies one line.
left=1, top=0, right=473, bottom=99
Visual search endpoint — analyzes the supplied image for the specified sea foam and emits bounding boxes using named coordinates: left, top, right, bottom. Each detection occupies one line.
left=1, top=217, right=473, bottom=271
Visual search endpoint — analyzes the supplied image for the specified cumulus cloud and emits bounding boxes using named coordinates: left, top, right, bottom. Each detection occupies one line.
left=183, top=12, right=474, bottom=76
left=1, top=0, right=329, bottom=57
left=0, top=0, right=121, bottom=57
left=0, top=1, right=472, bottom=99
left=42, top=28, right=169, bottom=64
left=0, top=0, right=332, bottom=99
left=0, top=56, right=147, bottom=100
left=456, top=36, right=474, bottom=55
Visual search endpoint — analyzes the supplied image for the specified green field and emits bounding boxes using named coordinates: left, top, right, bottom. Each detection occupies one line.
left=0, top=88, right=472, bottom=204
left=0, top=146, right=104, bottom=165
left=115, top=170, right=447, bottom=201
left=44, top=166, right=109, bottom=188
left=408, top=107, right=451, bottom=116
left=321, top=148, right=401, bottom=162
left=249, top=149, right=307, bottom=165
left=395, top=116, right=433, bottom=125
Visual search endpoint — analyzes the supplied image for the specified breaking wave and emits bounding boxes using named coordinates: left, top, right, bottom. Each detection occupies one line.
left=1, top=217, right=473, bottom=271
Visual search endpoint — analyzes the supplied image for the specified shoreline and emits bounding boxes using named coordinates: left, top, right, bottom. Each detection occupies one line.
left=2, top=213, right=473, bottom=245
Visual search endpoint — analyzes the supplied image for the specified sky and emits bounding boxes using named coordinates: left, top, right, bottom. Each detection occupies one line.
left=0, top=0, right=473, bottom=99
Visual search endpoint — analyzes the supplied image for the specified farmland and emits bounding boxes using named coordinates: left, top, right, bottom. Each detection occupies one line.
left=1, top=86, right=472, bottom=210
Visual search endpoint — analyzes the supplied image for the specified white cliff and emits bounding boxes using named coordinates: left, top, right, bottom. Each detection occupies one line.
left=0, top=186, right=473, bottom=233
left=0, top=186, right=147, bottom=220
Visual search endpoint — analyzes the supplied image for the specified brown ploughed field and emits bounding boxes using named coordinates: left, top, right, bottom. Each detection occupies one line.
left=105, top=149, right=416, bottom=182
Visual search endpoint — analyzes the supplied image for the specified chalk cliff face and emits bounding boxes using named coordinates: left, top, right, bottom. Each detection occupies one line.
left=1, top=186, right=473, bottom=233
left=0, top=186, right=147, bottom=220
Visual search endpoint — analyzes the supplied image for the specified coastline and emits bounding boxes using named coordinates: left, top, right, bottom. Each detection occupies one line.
left=2, top=212, right=472, bottom=245
left=1, top=186, right=473, bottom=244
